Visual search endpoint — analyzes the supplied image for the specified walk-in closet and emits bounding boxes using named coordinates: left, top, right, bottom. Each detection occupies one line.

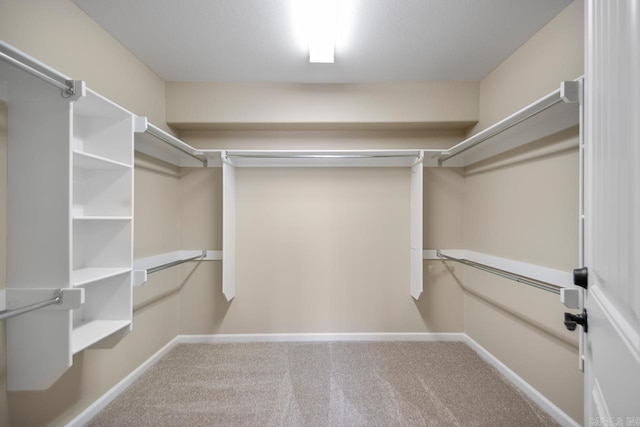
left=1, top=1, right=639, bottom=425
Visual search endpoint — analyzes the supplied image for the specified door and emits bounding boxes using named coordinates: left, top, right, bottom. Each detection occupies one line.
left=584, top=0, right=640, bottom=425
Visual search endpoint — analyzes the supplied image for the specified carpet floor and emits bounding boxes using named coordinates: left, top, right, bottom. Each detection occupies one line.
left=88, top=341, right=559, bottom=426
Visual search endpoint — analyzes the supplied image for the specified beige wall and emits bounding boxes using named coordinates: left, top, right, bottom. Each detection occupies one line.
left=166, top=81, right=479, bottom=129
left=464, top=132, right=579, bottom=269
left=177, top=166, right=464, bottom=335
left=132, top=154, right=184, bottom=312
left=460, top=1, right=585, bottom=423
left=181, top=128, right=463, bottom=150
left=235, top=167, right=412, bottom=332
left=0, top=0, right=168, bottom=131
left=176, top=132, right=466, bottom=335
left=134, top=155, right=182, bottom=259
left=470, top=0, right=584, bottom=134
left=462, top=138, right=583, bottom=422
left=176, top=130, right=466, bottom=335
left=0, top=1, right=180, bottom=425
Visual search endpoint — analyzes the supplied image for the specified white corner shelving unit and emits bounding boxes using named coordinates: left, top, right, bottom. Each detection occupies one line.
left=2, top=45, right=134, bottom=390
left=71, top=88, right=134, bottom=352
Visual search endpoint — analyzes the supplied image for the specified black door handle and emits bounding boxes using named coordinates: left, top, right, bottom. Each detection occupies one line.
left=564, top=309, right=588, bottom=333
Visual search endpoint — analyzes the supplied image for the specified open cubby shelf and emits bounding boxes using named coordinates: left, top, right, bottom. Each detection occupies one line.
left=71, top=320, right=132, bottom=354
left=72, top=267, right=132, bottom=287
left=69, top=90, right=133, bottom=361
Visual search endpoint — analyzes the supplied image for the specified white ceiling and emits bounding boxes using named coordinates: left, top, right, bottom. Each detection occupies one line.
left=72, top=0, right=572, bottom=83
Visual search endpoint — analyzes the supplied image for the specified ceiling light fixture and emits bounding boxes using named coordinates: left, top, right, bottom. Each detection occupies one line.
left=305, top=0, right=338, bottom=63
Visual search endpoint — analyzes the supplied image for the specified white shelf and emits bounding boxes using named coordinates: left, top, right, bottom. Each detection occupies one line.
left=73, top=216, right=132, bottom=221
left=71, top=88, right=133, bottom=356
left=73, top=150, right=132, bottom=170
left=438, top=79, right=582, bottom=167
left=423, top=249, right=573, bottom=288
left=71, top=320, right=131, bottom=354
left=72, top=267, right=132, bottom=287
left=73, top=88, right=132, bottom=120
left=134, top=121, right=209, bottom=167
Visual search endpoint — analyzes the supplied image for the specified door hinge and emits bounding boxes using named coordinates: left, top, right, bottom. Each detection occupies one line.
left=573, top=266, right=588, bottom=289
left=564, top=309, right=588, bottom=333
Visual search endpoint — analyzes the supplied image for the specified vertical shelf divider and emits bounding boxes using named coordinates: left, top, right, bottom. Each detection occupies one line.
left=410, top=151, right=424, bottom=299
left=222, top=151, right=236, bottom=301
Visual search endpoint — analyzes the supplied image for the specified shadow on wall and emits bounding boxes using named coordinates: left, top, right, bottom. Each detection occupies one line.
left=134, top=261, right=230, bottom=319
left=439, top=258, right=578, bottom=351
left=193, top=263, right=231, bottom=333
left=463, top=126, right=579, bottom=177
left=169, top=261, right=231, bottom=335
left=413, top=260, right=465, bottom=332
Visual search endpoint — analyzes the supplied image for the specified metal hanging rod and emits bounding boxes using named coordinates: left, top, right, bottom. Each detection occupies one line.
left=147, top=251, right=207, bottom=274
left=438, top=92, right=564, bottom=165
left=437, top=250, right=561, bottom=295
left=0, top=291, right=63, bottom=321
left=145, top=126, right=208, bottom=167
left=0, top=45, right=76, bottom=98
left=226, top=153, right=421, bottom=160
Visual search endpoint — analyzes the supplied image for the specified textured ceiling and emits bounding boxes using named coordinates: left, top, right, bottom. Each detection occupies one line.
left=72, top=0, right=572, bottom=83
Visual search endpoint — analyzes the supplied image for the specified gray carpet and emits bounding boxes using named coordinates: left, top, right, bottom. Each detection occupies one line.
left=88, top=342, right=559, bottom=426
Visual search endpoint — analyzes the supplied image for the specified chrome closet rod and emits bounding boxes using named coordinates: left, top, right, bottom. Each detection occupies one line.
left=438, top=96, right=563, bottom=164
left=147, top=251, right=207, bottom=274
left=0, top=291, right=63, bottom=321
left=0, top=50, right=75, bottom=96
left=226, top=153, right=420, bottom=159
left=145, top=128, right=208, bottom=167
left=437, top=251, right=561, bottom=295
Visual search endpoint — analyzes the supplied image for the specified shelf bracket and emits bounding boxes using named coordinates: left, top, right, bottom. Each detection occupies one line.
left=1, top=288, right=84, bottom=321
left=133, top=250, right=218, bottom=286
left=64, top=80, right=86, bottom=101
left=561, top=80, right=581, bottom=103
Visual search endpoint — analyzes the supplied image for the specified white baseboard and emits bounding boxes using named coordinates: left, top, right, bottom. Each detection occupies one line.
left=463, top=335, right=580, bottom=427
left=177, top=332, right=466, bottom=344
left=67, top=332, right=578, bottom=427
left=65, top=337, right=179, bottom=427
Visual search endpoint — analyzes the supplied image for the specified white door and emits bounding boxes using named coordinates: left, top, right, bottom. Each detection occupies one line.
left=584, top=1, right=640, bottom=425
